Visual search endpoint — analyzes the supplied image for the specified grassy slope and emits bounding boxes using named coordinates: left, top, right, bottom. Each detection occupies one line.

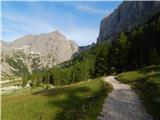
left=117, top=65, right=160, bottom=120
left=2, top=79, right=112, bottom=120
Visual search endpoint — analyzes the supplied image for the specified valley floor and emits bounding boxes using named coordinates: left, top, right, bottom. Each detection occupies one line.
left=98, top=76, right=153, bottom=120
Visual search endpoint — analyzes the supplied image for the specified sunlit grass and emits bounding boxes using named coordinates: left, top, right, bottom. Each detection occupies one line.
left=2, top=79, right=112, bottom=120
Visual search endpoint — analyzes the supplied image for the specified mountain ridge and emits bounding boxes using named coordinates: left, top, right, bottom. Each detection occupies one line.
left=1, top=31, right=78, bottom=77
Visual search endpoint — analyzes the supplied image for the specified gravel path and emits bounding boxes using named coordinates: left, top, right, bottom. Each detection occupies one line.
left=98, top=76, right=153, bottom=120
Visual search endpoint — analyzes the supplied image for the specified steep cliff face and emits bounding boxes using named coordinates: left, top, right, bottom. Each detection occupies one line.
left=97, top=1, right=160, bottom=42
left=1, top=31, right=78, bottom=77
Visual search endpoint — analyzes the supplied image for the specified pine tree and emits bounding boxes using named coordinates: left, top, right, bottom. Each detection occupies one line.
left=150, top=49, right=160, bottom=65
left=94, top=43, right=109, bottom=77
left=117, top=32, right=129, bottom=71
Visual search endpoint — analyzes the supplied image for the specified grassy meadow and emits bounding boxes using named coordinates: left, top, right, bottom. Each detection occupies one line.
left=2, top=79, right=112, bottom=120
left=117, top=65, right=160, bottom=120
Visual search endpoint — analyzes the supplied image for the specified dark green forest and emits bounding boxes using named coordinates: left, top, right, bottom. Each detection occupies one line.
left=23, top=13, right=160, bottom=87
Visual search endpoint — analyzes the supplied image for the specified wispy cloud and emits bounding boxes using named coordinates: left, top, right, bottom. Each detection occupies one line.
left=72, top=4, right=111, bottom=15
left=1, top=28, right=11, bottom=33
left=2, top=12, right=54, bottom=33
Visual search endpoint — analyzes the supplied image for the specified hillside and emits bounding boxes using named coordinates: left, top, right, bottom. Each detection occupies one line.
left=1, top=31, right=78, bottom=78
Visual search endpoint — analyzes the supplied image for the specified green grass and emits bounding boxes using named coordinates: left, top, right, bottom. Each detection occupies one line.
left=117, top=65, right=160, bottom=120
left=134, top=73, right=160, bottom=120
left=117, top=71, right=144, bottom=83
left=117, top=65, right=160, bottom=84
left=2, top=79, right=112, bottom=120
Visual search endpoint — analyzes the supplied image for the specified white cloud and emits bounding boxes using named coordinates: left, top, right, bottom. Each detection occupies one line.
left=2, top=12, right=55, bottom=33
left=1, top=28, right=11, bottom=33
left=72, top=4, right=111, bottom=15
left=76, top=5, right=104, bottom=14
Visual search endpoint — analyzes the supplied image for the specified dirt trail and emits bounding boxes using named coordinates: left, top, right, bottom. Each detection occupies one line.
left=98, top=76, right=153, bottom=120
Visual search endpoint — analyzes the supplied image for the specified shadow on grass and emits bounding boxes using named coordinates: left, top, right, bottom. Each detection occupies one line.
left=133, top=71, right=160, bottom=120
left=32, top=80, right=111, bottom=120
left=32, top=86, right=97, bottom=120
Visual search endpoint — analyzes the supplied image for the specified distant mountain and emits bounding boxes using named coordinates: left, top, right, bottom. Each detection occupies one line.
left=79, top=43, right=96, bottom=51
left=1, top=31, right=78, bottom=77
left=97, top=1, right=160, bottom=42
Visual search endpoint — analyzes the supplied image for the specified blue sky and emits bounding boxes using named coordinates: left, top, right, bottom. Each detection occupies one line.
left=2, top=1, right=122, bottom=46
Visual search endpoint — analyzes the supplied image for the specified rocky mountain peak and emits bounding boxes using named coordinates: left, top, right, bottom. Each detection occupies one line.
left=1, top=31, right=79, bottom=77
left=50, top=30, right=62, bottom=35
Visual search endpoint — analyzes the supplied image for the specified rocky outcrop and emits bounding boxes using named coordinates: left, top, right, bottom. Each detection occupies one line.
left=97, top=1, right=160, bottom=42
left=1, top=31, right=78, bottom=77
